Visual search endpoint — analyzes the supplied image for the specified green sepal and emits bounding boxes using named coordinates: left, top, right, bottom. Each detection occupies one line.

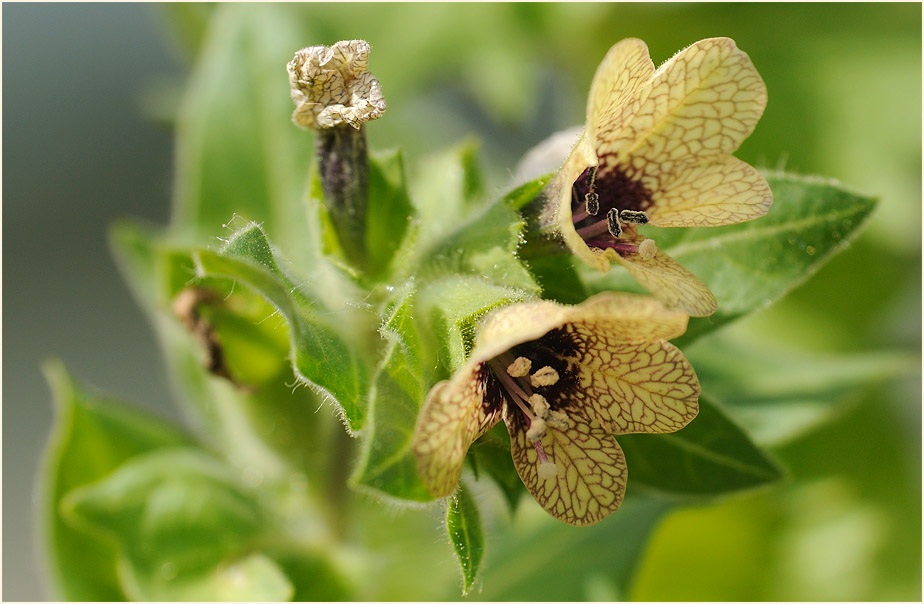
left=193, top=223, right=371, bottom=432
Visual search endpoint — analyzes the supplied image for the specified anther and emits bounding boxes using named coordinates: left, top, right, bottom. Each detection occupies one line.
left=585, top=192, right=599, bottom=216
left=546, top=410, right=572, bottom=430
left=526, top=417, right=547, bottom=442
left=506, top=356, right=532, bottom=378
left=606, top=208, right=622, bottom=238
left=530, top=366, right=560, bottom=388
left=638, top=238, right=658, bottom=261
left=619, top=209, right=649, bottom=224
left=528, top=393, right=550, bottom=419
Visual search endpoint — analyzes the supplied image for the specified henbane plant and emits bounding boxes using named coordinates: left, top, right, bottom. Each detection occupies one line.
left=41, top=27, right=879, bottom=601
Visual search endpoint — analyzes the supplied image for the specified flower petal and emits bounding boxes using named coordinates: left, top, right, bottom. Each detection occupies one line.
left=645, top=155, right=772, bottom=227
left=598, top=37, right=766, bottom=174
left=475, top=300, right=570, bottom=361
left=550, top=131, right=612, bottom=272
left=571, top=338, right=699, bottom=435
left=587, top=38, right=655, bottom=145
left=413, top=367, right=503, bottom=497
left=565, top=292, right=690, bottom=342
left=610, top=245, right=718, bottom=317
left=506, top=407, right=627, bottom=526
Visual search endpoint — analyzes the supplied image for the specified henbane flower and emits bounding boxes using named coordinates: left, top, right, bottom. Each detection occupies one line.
left=545, top=37, right=772, bottom=317
left=412, top=293, right=699, bottom=526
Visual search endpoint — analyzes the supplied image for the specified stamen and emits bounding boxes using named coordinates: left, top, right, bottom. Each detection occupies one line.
left=576, top=218, right=613, bottom=240
left=585, top=239, right=641, bottom=256
left=606, top=209, right=622, bottom=237
left=526, top=417, right=547, bottom=442
left=506, top=356, right=532, bottom=378
left=487, top=359, right=534, bottom=419
left=534, top=441, right=558, bottom=480
left=528, top=393, right=550, bottom=419
left=537, top=462, right=559, bottom=480
left=638, top=238, right=658, bottom=261
left=529, top=366, right=560, bottom=387
left=585, top=192, right=599, bottom=216
left=619, top=209, right=649, bottom=224
left=546, top=410, right=573, bottom=430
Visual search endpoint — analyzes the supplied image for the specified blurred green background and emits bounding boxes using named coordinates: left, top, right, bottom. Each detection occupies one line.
left=4, top=3, right=920, bottom=600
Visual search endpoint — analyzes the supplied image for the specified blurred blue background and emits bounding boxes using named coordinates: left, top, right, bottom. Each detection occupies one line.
left=4, top=3, right=920, bottom=600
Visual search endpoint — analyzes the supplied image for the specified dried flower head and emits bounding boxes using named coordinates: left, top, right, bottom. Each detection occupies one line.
left=412, top=293, right=700, bottom=526
left=547, top=38, right=772, bottom=316
left=287, top=39, right=386, bottom=130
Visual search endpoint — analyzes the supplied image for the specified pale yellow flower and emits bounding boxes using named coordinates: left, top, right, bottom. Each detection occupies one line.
left=547, top=37, right=772, bottom=316
left=412, top=293, right=699, bottom=526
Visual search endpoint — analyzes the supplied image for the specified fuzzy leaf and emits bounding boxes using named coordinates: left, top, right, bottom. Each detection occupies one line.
left=122, top=552, right=293, bottom=602
left=39, top=361, right=192, bottom=601
left=393, top=143, right=539, bottom=294
left=193, top=224, right=370, bottom=431
left=584, top=172, right=878, bottom=343
left=366, top=148, right=416, bottom=278
left=61, top=448, right=287, bottom=601
left=350, top=286, right=432, bottom=501
left=619, top=397, right=783, bottom=496
left=420, top=275, right=534, bottom=370
left=446, top=482, right=484, bottom=596
left=690, top=339, right=920, bottom=446
left=111, top=220, right=337, bottom=478
left=475, top=494, right=673, bottom=600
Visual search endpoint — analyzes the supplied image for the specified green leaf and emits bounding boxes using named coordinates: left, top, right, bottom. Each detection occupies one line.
left=525, top=254, right=590, bottom=305
left=422, top=199, right=539, bottom=293
left=272, top=551, right=352, bottom=602
left=421, top=275, right=534, bottom=371
left=62, top=449, right=264, bottom=572
left=350, top=285, right=432, bottom=501
left=111, top=220, right=338, bottom=479
left=122, top=552, right=293, bottom=602
left=61, top=447, right=287, bottom=601
left=394, top=143, right=538, bottom=293
left=446, top=482, right=485, bottom=596
left=39, top=361, right=192, bottom=601
left=171, top=3, right=315, bottom=262
left=193, top=223, right=371, bottom=432
left=689, top=337, right=920, bottom=446
left=367, top=148, right=415, bottom=278
left=474, top=494, right=673, bottom=600
left=584, top=172, right=878, bottom=343
left=502, top=173, right=553, bottom=211
left=619, top=397, right=784, bottom=497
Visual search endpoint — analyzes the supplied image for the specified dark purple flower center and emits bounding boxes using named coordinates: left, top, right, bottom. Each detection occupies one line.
left=570, top=163, right=654, bottom=256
